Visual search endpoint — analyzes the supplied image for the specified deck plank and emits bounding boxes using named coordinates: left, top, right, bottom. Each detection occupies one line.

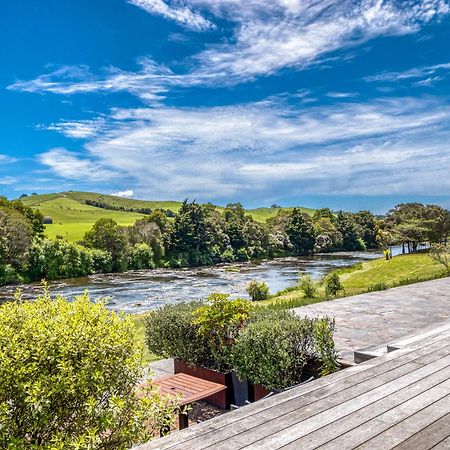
left=138, top=335, right=450, bottom=450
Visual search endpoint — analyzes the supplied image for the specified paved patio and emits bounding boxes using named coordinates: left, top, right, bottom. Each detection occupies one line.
left=293, top=277, right=450, bottom=361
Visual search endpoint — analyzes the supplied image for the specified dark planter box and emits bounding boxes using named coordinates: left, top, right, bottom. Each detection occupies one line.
left=174, top=359, right=233, bottom=409
left=250, top=383, right=271, bottom=402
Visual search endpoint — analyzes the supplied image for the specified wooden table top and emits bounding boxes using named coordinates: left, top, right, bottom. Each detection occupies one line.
left=154, top=373, right=226, bottom=406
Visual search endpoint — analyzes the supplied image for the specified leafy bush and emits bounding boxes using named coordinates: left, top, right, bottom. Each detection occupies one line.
left=299, top=274, right=318, bottom=298
left=145, top=301, right=214, bottom=368
left=129, top=242, right=155, bottom=270
left=246, top=280, right=270, bottom=301
left=233, top=315, right=338, bottom=390
left=324, top=272, right=344, bottom=297
left=0, top=290, right=177, bottom=449
left=27, top=238, right=112, bottom=280
left=429, top=243, right=450, bottom=275
left=193, top=293, right=253, bottom=371
left=313, top=318, right=340, bottom=376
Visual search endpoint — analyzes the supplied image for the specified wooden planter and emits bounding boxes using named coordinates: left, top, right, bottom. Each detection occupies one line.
left=174, top=359, right=233, bottom=409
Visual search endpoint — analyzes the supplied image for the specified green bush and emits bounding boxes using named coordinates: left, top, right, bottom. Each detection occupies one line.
left=193, top=293, right=253, bottom=371
left=299, top=274, right=318, bottom=298
left=366, top=281, right=389, bottom=292
left=145, top=301, right=214, bottom=368
left=246, top=280, right=270, bottom=301
left=129, top=242, right=155, bottom=270
left=324, top=272, right=344, bottom=297
left=233, top=315, right=338, bottom=390
left=0, top=290, right=177, bottom=449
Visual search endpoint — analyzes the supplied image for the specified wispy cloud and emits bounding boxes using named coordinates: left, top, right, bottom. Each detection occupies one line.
left=40, top=119, right=106, bottom=139
left=9, top=1, right=450, bottom=95
left=38, top=95, right=450, bottom=199
left=39, top=148, right=117, bottom=181
left=0, top=154, right=17, bottom=164
left=128, top=0, right=213, bottom=30
left=365, top=61, right=450, bottom=84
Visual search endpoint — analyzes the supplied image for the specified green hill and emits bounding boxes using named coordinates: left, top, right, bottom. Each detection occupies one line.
left=19, top=191, right=315, bottom=242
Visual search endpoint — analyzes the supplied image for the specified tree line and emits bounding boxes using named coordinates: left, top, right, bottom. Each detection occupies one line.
left=0, top=198, right=449, bottom=285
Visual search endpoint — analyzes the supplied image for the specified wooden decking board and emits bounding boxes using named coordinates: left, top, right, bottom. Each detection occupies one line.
left=148, top=336, right=450, bottom=450
left=430, top=435, right=450, bottom=449
left=137, top=330, right=450, bottom=450
left=317, top=379, right=450, bottom=450
left=393, top=412, right=450, bottom=449
left=356, top=393, right=450, bottom=449
left=206, top=361, right=432, bottom=449
left=240, top=356, right=450, bottom=449
left=167, top=354, right=443, bottom=449
left=281, top=364, right=450, bottom=450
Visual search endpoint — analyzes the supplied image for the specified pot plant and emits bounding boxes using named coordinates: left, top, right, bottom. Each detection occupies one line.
left=232, top=313, right=339, bottom=398
left=145, top=294, right=253, bottom=409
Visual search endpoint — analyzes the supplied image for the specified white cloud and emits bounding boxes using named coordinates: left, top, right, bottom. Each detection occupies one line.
left=38, top=148, right=117, bottom=181
left=41, top=119, right=106, bottom=139
left=365, top=61, right=450, bottom=83
left=128, top=0, right=213, bottom=30
left=38, top=96, right=450, bottom=199
left=0, top=176, right=17, bottom=185
left=110, top=189, right=135, bottom=198
left=9, top=1, right=450, bottom=94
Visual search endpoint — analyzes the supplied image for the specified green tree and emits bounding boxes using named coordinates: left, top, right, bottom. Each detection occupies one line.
left=286, top=208, right=316, bottom=254
left=335, top=211, right=365, bottom=251
left=0, top=290, right=177, bottom=449
left=353, top=210, right=379, bottom=249
left=83, top=218, right=129, bottom=272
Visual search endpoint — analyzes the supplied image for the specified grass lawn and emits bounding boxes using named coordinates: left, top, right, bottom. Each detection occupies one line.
left=131, top=314, right=160, bottom=365
left=266, top=252, right=447, bottom=308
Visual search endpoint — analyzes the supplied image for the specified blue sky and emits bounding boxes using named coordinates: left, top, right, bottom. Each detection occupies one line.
left=1, top=0, right=450, bottom=212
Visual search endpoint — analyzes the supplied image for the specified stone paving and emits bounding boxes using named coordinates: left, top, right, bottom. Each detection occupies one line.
left=293, top=277, right=450, bottom=361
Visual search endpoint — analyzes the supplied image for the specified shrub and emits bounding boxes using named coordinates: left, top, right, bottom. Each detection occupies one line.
left=429, top=243, right=450, bottom=275
left=324, top=272, right=344, bottom=297
left=313, top=318, right=340, bottom=376
left=233, top=315, right=338, bottom=390
left=193, top=293, right=253, bottom=371
left=129, top=242, right=155, bottom=270
left=246, top=280, right=270, bottom=301
left=0, top=290, right=177, bottom=449
left=145, top=301, right=214, bottom=368
left=299, top=274, right=318, bottom=298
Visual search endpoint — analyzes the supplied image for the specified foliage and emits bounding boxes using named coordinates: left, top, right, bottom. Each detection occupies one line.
left=28, top=238, right=112, bottom=280
left=129, top=243, right=155, bottom=270
left=0, top=290, right=177, bottom=449
left=144, top=301, right=214, bottom=368
left=193, top=293, right=253, bottom=371
left=335, top=211, right=366, bottom=251
left=232, top=315, right=338, bottom=390
left=324, top=273, right=344, bottom=297
left=429, top=243, right=450, bottom=275
left=82, top=218, right=129, bottom=272
left=365, top=281, right=389, bottom=292
left=285, top=208, right=316, bottom=254
left=299, top=274, right=318, bottom=298
left=246, top=280, right=270, bottom=301
left=313, top=318, right=340, bottom=376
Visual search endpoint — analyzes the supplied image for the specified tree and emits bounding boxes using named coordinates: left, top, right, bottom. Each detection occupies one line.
left=353, top=211, right=379, bottom=249
left=325, top=273, right=344, bottom=297
left=83, top=218, right=129, bottom=272
left=286, top=209, right=316, bottom=254
left=429, top=243, right=450, bottom=275
left=0, top=290, right=177, bottom=448
left=335, top=211, right=365, bottom=251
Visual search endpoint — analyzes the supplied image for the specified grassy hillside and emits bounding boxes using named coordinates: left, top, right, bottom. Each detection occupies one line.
left=20, top=191, right=315, bottom=241
left=20, top=192, right=184, bottom=241
left=267, top=252, right=447, bottom=307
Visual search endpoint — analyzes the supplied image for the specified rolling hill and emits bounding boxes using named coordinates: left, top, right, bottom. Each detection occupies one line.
left=19, top=191, right=315, bottom=242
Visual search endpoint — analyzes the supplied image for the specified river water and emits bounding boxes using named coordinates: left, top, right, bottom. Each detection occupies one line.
left=0, top=248, right=400, bottom=313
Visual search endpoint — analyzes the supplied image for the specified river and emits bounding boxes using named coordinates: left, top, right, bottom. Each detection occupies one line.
left=0, top=248, right=401, bottom=313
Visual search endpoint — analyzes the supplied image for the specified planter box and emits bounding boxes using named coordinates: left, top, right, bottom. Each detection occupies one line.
left=250, top=383, right=271, bottom=402
left=174, top=359, right=233, bottom=409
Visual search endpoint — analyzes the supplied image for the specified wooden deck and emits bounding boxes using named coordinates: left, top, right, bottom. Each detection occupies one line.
left=137, top=323, right=450, bottom=449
